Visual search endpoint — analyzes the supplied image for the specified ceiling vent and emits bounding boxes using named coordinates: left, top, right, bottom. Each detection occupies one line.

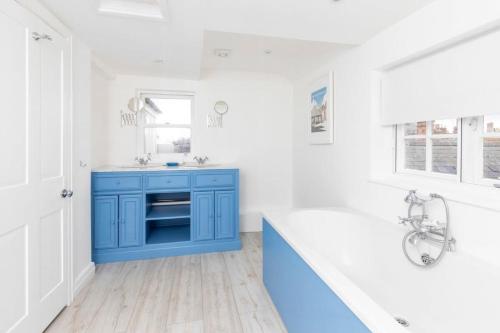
left=214, top=49, right=232, bottom=58
left=97, top=0, right=168, bottom=21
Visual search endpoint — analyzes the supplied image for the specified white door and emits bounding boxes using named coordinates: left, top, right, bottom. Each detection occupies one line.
left=33, top=13, right=71, bottom=332
left=0, top=2, right=71, bottom=332
left=0, top=2, right=38, bottom=332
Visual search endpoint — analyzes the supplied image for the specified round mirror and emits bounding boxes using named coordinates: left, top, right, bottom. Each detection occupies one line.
left=128, top=97, right=144, bottom=113
left=214, top=101, right=229, bottom=115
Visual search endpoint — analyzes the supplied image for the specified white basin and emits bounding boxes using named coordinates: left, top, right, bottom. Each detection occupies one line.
left=181, top=162, right=219, bottom=168
left=118, top=163, right=165, bottom=169
left=109, top=163, right=222, bottom=171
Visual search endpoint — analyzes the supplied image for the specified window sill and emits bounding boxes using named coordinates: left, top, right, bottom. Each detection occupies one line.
left=368, top=173, right=500, bottom=212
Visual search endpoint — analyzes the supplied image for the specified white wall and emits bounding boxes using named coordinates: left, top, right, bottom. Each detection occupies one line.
left=92, top=70, right=293, bottom=231
left=90, top=63, right=111, bottom=167
left=71, top=38, right=94, bottom=294
left=292, top=0, right=500, bottom=268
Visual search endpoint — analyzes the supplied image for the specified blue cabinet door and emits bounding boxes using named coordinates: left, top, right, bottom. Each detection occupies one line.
left=94, top=196, right=118, bottom=249
left=119, top=195, right=142, bottom=248
left=193, top=191, right=214, bottom=241
left=215, top=191, right=235, bottom=239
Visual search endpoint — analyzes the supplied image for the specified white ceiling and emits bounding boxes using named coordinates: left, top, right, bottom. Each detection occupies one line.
left=202, top=31, right=350, bottom=79
left=204, top=0, right=435, bottom=45
left=39, top=0, right=436, bottom=79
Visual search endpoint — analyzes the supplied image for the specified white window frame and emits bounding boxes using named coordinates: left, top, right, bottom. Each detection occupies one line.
left=465, top=116, right=500, bottom=186
left=136, top=90, right=195, bottom=159
left=396, top=120, right=461, bottom=181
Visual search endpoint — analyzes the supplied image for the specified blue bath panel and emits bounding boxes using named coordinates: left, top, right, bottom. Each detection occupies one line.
left=263, top=220, right=371, bottom=333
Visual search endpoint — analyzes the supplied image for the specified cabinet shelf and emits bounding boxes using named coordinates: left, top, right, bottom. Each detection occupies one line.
left=146, top=224, right=190, bottom=244
left=146, top=204, right=190, bottom=221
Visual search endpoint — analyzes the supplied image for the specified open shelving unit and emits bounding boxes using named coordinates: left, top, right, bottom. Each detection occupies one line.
left=146, top=219, right=191, bottom=244
left=146, top=205, right=191, bottom=221
left=145, top=192, right=191, bottom=245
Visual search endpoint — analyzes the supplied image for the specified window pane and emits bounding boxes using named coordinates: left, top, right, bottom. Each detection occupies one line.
left=145, top=128, right=191, bottom=154
left=483, top=137, right=500, bottom=179
left=144, top=97, right=191, bottom=125
left=484, top=115, right=500, bottom=134
left=432, top=138, right=457, bottom=174
left=404, top=122, right=426, bottom=136
left=405, top=138, right=426, bottom=171
left=432, top=119, right=458, bottom=135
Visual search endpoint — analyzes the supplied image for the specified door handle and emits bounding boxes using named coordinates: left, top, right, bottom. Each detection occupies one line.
left=61, top=189, right=74, bottom=198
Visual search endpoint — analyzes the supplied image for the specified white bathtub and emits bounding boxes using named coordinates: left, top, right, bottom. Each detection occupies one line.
left=263, top=208, right=500, bottom=333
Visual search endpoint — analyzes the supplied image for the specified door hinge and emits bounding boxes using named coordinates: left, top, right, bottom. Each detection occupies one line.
left=32, top=32, right=53, bottom=41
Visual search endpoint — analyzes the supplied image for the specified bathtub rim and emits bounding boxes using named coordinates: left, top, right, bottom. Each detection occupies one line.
left=262, top=207, right=410, bottom=333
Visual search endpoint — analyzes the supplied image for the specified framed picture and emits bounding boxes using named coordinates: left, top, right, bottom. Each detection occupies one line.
left=308, top=71, right=334, bottom=144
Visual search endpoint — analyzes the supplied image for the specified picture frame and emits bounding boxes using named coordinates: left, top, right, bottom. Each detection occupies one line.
left=308, top=71, right=334, bottom=145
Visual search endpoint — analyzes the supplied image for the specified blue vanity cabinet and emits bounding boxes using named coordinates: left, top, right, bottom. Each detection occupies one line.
left=92, top=169, right=240, bottom=264
left=93, top=196, right=118, bottom=250
left=118, top=195, right=142, bottom=247
left=215, top=191, right=236, bottom=240
left=192, top=191, right=215, bottom=241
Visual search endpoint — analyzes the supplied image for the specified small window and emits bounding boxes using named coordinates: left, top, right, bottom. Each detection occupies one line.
left=397, top=119, right=459, bottom=176
left=139, top=93, right=193, bottom=155
left=482, top=115, right=500, bottom=180
left=430, top=119, right=458, bottom=175
left=402, top=121, right=426, bottom=171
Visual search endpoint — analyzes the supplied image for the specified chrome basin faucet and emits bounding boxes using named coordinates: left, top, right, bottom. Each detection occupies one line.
left=193, top=156, right=209, bottom=165
left=135, top=153, right=152, bottom=166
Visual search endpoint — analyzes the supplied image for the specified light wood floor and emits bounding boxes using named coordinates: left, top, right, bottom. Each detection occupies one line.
left=45, top=233, right=287, bottom=333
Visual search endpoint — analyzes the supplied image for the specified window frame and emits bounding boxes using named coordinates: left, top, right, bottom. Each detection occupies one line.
left=396, top=119, right=461, bottom=181
left=469, top=116, right=500, bottom=186
left=136, top=90, right=195, bottom=158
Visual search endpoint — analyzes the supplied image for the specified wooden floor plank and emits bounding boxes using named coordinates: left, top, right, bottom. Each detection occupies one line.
left=223, top=250, right=270, bottom=315
left=126, top=258, right=176, bottom=333
left=45, top=233, right=286, bottom=333
left=166, top=255, right=203, bottom=326
left=86, top=260, right=148, bottom=333
left=45, top=262, right=124, bottom=333
left=201, top=270, right=243, bottom=333
left=241, top=233, right=263, bottom=279
left=166, top=320, right=204, bottom=333
left=240, top=309, right=286, bottom=333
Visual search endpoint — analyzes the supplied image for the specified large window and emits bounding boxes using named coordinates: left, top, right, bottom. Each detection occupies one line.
left=396, top=116, right=500, bottom=186
left=397, top=119, right=459, bottom=177
left=140, top=92, right=193, bottom=155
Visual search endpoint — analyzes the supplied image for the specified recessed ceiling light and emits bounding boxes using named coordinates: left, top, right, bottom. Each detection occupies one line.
left=214, top=49, right=232, bottom=58
left=153, top=59, right=165, bottom=64
left=264, top=49, right=272, bottom=55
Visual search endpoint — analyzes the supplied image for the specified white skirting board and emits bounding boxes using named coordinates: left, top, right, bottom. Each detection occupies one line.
left=240, top=212, right=264, bottom=232
left=73, top=262, right=96, bottom=298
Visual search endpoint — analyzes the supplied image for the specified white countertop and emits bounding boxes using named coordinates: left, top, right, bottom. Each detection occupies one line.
left=92, top=164, right=238, bottom=173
